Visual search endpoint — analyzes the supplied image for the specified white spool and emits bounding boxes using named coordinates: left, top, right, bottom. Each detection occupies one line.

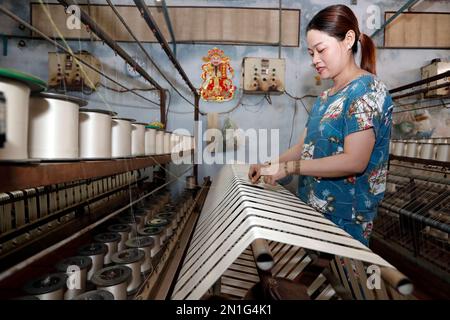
left=29, top=93, right=86, bottom=160
left=389, top=141, right=394, bottom=154
left=419, top=142, right=434, bottom=160
left=155, top=130, right=164, bottom=155
left=173, top=134, right=181, bottom=154
left=405, top=141, right=417, bottom=158
left=144, top=127, right=156, bottom=155
left=79, top=109, right=116, bottom=159
left=163, top=132, right=171, bottom=154
left=392, top=140, right=405, bottom=156
left=179, top=135, right=186, bottom=152
left=111, top=118, right=134, bottom=158
left=169, top=133, right=176, bottom=154
left=131, top=122, right=146, bottom=157
left=436, top=143, right=449, bottom=162
left=0, top=78, right=31, bottom=160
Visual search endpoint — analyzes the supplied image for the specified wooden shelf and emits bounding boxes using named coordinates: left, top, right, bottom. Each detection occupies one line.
left=0, top=153, right=185, bottom=192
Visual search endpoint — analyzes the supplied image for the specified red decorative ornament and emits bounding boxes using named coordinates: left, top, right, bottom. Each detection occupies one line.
left=200, top=47, right=236, bottom=102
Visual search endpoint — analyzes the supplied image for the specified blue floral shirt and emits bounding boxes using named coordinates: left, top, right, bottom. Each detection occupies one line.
left=298, top=74, right=393, bottom=226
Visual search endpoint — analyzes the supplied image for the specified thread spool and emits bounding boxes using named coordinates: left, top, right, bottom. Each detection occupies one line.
left=55, top=255, right=92, bottom=299
left=0, top=77, right=31, bottom=160
left=132, top=208, right=150, bottom=226
left=23, top=273, right=67, bottom=300
left=155, top=213, right=175, bottom=238
left=163, top=132, right=171, bottom=154
left=118, top=214, right=144, bottom=237
left=0, top=69, right=46, bottom=160
left=144, top=127, right=156, bottom=155
left=73, top=289, right=114, bottom=300
left=107, top=224, right=131, bottom=252
left=93, top=232, right=121, bottom=265
left=126, top=236, right=155, bottom=274
left=29, top=93, right=86, bottom=160
left=131, top=122, right=146, bottom=157
left=155, top=130, right=164, bottom=155
left=77, top=242, right=108, bottom=281
left=389, top=141, right=395, bottom=154
left=137, top=226, right=163, bottom=256
left=405, top=141, right=417, bottom=158
left=91, top=265, right=131, bottom=300
left=419, top=142, right=434, bottom=160
left=111, top=249, right=144, bottom=295
left=157, top=211, right=177, bottom=234
left=79, top=109, right=116, bottom=159
left=146, top=218, right=169, bottom=246
left=436, top=143, right=449, bottom=162
left=111, top=118, right=134, bottom=158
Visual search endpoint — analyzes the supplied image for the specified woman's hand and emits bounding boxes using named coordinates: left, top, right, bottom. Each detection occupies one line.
left=260, top=163, right=288, bottom=186
left=248, top=164, right=264, bottom=184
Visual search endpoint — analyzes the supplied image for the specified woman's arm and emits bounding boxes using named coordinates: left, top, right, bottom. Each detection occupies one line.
left=248, top=128, right=307, bottom=183
left=261, top=129, right=375, bottom=184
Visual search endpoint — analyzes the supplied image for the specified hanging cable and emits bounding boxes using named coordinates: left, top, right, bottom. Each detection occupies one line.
left=105, top=0, right=199, bottom=113
left=288, top=99, right=298, bottom=148
left=0, top=4, right=160, bottom=107
left=284, top=91, right=317, bottom=115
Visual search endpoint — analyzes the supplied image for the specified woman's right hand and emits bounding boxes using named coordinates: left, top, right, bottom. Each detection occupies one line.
left=248, top=164, right=264, bottom=184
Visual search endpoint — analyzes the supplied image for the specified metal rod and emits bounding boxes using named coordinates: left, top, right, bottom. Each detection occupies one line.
left=388, top=171, right=450, bottom=186
left=0, top=165, right=193, bottom=282
left=193, top=94, right=200, bottom=185
left=393, top=102, right=448, bottom=114
left=160, top=0, right=176, bottom=57
left=57, top=0, right=163, bottom=92
left=133, top=0, right=198, bottom=96
left=104, top=0, right=197, bottom=109
left=5, top=34, right=293, bottom=47
left=0, top=5, right=159, bottom=107
left=371, top=0, right=420, bottom=38
left=278, top=0, right=282, bottom=59
left=389, top=163, right=450, bottom=175
left=389, top=70, right=450, bottom=94
left=379, top=201, right=450, bottom=234
left=392, top=82, right=450, bottom=100
left=160, top=89, right=166, bottom=126
left=0, top=176, right=147, bottom=244
left=389, top=155, right=450, bottom=169
left=251, top=239, right=274, bottom=271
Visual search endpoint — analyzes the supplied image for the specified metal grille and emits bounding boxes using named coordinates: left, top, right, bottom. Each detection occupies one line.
left=375, top=164, right=450, bottom=274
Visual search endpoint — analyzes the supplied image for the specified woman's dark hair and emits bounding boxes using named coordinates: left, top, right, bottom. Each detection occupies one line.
left=306, top=4, right=376, bottom=75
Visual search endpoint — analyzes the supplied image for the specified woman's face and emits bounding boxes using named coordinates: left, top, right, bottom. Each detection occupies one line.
left=306, top=29, right=350, bottom=80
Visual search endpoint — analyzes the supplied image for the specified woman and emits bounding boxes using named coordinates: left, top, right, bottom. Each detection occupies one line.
left=248, top=5, right=393, bottom=246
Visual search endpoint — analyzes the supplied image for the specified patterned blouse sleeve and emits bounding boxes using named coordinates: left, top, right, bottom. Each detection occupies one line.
left=343, top=88, right=387, bottom=139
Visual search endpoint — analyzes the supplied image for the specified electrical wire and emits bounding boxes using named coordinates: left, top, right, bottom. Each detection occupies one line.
left=105, top=0, right=199, bottom=112
left=0, top=3, right=160, bottom=108
left=100, top=83, right=159, bottom=93
left=288, top=99, right=297, bottom=148
left=284, top=90, right=317, bottom=116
